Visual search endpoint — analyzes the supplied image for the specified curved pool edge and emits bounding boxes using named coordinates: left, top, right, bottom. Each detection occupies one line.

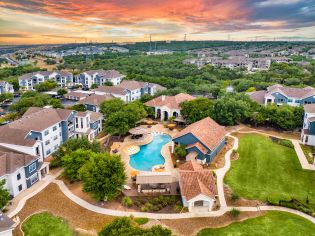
left=129, top=133, right=172, bottom=172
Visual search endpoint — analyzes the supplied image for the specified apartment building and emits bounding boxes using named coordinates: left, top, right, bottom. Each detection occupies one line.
left=249, top=84, right=315, bottom=106
left=0, top=107, right=103, bottom=160
left=18, top=71, right=73, bottom=90
left=0, top=81, right=14, bottom=94
left=76, top=70, right=124, bottom=88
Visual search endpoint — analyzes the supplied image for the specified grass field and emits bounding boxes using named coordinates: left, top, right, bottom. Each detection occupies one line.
left=225, top=134, right=315, bottom=209
left=22, top=212, right=74, bottom=236
left=197, top=211, right=315, bottom=236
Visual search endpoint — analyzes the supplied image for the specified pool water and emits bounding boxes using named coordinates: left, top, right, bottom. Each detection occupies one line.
left=129, top=134, right=171, bottom=171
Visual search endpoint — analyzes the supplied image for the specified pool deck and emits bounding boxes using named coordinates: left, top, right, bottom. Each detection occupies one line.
left=115, top=124, right=179, bottom=184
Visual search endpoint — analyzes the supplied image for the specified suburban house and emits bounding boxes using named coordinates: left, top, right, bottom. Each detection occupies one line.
left=64, top=90, right=93, bottom=101
left=0, top=81, right=14, bottom=94
left=179, top=160, right=217, bottom=212
left=78, top=94, right=114, bottom=112
left=249, top=84, right=315, bottom=106
left=93, top=80, right=166, bottom=102
left=145, top=93, right=195, bottom=121
left=76, top=70, right=124, bottom=88
left=172, top=117, right=226, bottom=164
left=18, top=71, right=73, bottom=90
left=93, top=86, right=129, bottom=102
left=0, top=146, right=49, bottom=198
left=116, top=80, right=166, bottom=101
left=0, top=107, right=103, bottom=160
left=301, top=104, right=315, bottom=147
left=0, top=212, right=15, bottom=236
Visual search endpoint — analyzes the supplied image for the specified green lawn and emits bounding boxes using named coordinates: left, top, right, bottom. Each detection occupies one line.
left=225, top=134, right=315, bottom=209
left=300, top=144, right=314, bottom=164
left=197, top=211, right=315, bottom=236
left=22, top=212, right=74, bottom=236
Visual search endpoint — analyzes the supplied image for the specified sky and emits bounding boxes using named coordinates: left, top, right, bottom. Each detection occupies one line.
left=0, top=0, right=315, bottom=44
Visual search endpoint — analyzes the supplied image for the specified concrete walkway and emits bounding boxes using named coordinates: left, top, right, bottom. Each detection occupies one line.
left=7, top=169, right=62, bottom=218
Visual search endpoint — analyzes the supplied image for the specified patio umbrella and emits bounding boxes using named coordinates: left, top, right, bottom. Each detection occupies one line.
left=110, top=143, right=120, bottom=150
left=131, top=170, right=138, bottom=177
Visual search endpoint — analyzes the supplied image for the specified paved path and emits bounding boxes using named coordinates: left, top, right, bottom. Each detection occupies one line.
left=9, top=128, right=315, bottom=224
left=7, top=170, right=62, bottom=218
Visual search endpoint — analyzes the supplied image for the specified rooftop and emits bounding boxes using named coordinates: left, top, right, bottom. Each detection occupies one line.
left=173, top=117, right=226, bottom=151
left=145, top=93, right=195, bottom=110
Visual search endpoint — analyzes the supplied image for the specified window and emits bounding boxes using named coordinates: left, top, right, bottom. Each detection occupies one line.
left=53, top=135, right=58, bottom=140
left=288, top=99, right=293, bottom=102
left=45, top=140, right=50, bottom=145
left=53, top=126, right=57, bottom=131
left=28, top=162, right=36, bottom=173
left=46, top=149, right=51, bottom=155
left=17, top=173, right=21, bottom=180
left=30, top=174, right=38, bottom=185
left=54, top=144, right=59, bottom=150
left=305, top=136, right=309, bottom=143
left=81, top=118, right=83, bottom=129
left=44, top=130, right=49, bottom=136
left=18, top=185, right=22, bottom=192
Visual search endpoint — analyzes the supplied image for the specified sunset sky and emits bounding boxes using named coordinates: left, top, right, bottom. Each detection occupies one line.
left=0, top=0, right=315, bottom=44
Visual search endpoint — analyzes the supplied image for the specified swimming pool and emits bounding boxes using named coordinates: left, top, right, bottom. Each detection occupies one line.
left=129, top=134, right=171, bottom=171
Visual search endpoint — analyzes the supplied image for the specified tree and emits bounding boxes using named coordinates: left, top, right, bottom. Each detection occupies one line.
left=57, top=88, right=67, bottom=96
left=0, top=93, right=13, bottom=103
left=122, top=101, right=147, bottom=127
left=0, top=179, right=10, bottom=209
left=98, top=217, right=172, bottom=236
left=100, top=98, right=124, bottom=118
left=51, top=137, right=101, bottom=167
left=68, top=104, right=86, bottom=112
left=91, top=83, right=98, bottom=89
left=34, top=80, right=57, bottom=92
left=105, top=111, right=131, bottom=136
left=79, top=152, right=126, bottom=201
left=180, top=98, right=214, bottom=124
left=104, top=81, right=113, bottom=86
left=49, top=98, right=64, bottom=108
left=62, top=149, right=93, bottom=182
left=9, top=92, right=51, bottom=115
left=212, top=93, right=256, bottom=126
left=174, top=145, right=187, bottom=158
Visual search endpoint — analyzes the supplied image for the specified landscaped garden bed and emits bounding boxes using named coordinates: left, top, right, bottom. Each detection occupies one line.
left=300, top=143, right=315, bottom=164
left=196, top=211, right=315, bottom=236
left=225, top=133, right=315, bottom=214
left=62, top=177, right=183, bottom=213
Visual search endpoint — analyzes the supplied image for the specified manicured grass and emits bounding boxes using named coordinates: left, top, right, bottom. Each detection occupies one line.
left=197, top=211, right=315, bottom=236
left=225, top=134, right=315, bottom=210
left=22, top=212, right=74, bottom=236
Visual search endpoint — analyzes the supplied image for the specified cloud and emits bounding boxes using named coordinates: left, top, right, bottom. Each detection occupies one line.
left=0, top=0, right=314, bottom=43
left=0, top=33, right=30, bottom=38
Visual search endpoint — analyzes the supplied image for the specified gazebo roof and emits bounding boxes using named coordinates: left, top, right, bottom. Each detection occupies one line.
left=174, top=116, right=186, bottom=123
left=129, top=127, right=149, bottom=135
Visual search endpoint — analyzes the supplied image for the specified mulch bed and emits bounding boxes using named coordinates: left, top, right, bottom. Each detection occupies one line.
left=13, top=183, right=115, bottom=236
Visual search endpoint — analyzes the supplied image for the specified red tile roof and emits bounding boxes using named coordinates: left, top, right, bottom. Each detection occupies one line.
left=179, top=160, right=217, bottom=200
left=173, top=117, right=226, bottom=151
left=145, top=93, right=195, bottom=110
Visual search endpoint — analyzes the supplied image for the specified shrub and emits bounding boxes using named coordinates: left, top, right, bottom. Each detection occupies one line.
left=122, top=196, right=133, bottom=207
left=230, top=208, right=240, bottom=218
left=174, top=145, right=187, bottom=158
left=174, top=203, right=183, bottom=213
left=140, top=206, right=148, bottom=212
left=134, top=217, right=149, bottom=225
left=231, top=192, right=240, bottom=201
left=278, top=139, right=294, bottom=149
